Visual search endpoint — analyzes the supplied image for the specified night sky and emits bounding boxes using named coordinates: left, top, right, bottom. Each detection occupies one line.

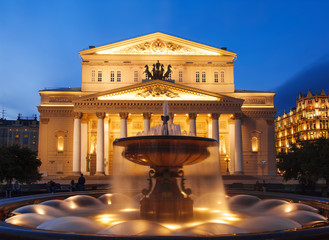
left=1, top=0, right=329, bottom=119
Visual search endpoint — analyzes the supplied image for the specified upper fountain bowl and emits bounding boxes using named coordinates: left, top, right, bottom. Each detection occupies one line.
left=113, top=136, right=218, bottom=168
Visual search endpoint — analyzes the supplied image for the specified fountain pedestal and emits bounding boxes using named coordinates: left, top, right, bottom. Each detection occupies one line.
left=140, top=167, right=193, bottom=221
left=113, top=136, right=217, bottom=222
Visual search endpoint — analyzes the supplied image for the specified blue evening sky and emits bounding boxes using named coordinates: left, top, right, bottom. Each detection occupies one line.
left=1, top=0, right=329, bottom=119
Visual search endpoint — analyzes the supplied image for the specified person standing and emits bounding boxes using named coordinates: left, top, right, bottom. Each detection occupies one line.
left=78, top=174, right=86, bottom=191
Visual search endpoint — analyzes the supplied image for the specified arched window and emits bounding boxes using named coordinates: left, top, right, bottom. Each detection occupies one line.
left=91, top=70, right=95, bottom=82
left=251, top=137, right=259, bottom=152
left=57, top=136, right=64, bottom=152
left=97, top=71, right=102, bottom=82
left=134, top=71, right=138, bottom=82
left=220, top=71, right=225, bottom=82
left=202, top=72, right=206, bottom=82
left=117, top=71, right=121, bottom=82
left=110, top=71, right=115, bottom=82
left=214, top=72, right=218, bottom=82
left=179, top=71, right=183, bottom=82
left=196, top=72, right=200, bottom=82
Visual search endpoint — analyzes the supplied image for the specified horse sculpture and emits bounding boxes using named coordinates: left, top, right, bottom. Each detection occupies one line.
left=163, top=65, right=172, bottom=80
left=143, top=65, right=153, bottom=80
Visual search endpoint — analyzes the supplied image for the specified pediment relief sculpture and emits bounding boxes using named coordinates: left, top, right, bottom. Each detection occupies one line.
left=99, top=39, right=218, bottom=55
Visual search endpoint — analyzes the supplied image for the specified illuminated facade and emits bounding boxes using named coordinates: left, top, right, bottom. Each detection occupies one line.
left=0, top=114, right=39, bottom=151
left=38, top=33, right=276, bottom=177
left=275, top=90, right=329, bottom=153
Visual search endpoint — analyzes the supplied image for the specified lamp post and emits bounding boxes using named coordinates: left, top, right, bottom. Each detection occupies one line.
left=224, top=154, right=230, bottom=175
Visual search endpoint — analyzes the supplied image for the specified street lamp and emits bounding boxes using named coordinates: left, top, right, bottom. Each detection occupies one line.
left=224, top=154, right=230, bottom=175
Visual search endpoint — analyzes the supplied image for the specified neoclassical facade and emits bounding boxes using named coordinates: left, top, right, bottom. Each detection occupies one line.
left=38, top=33, right=276, bottom=177
left=275, top=90, right=329, bottom=153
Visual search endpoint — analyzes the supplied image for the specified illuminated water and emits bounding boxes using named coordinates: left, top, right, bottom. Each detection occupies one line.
left=5, top=194, right=326, bottom=235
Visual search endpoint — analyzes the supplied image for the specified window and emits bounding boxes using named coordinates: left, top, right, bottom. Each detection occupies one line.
left=110, top=71, right=115, bottom=82
left=214, top=72, right=218, bottom=82
left=134, top=71, right=138, bottom=82
left=220, top=71, right=225, bottom=82
left=117, top=71, right=121, bottom=82
left=202, top=72, right=206, bottom=82
left=97, top=71, right=102, bottom=82
left=252, top=137, right=259, bottom=152
left=196, top=72, right=200, bottom=82
left=91, top=70, right=95, bottom=82
left=57, top=136, right=64, bottom=152
left=179, top=71, right=183, bottom=82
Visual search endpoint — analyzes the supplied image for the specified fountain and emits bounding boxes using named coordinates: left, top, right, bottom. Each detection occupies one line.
left=0, top=101, right=329, bottom=239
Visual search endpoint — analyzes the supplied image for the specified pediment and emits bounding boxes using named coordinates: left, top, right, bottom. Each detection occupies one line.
left=77, top=80, right=243, bottom=104
left=80, top=32, right=236, bottom=57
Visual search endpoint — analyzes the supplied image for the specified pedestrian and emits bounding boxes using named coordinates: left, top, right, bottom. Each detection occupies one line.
left=69, top=180, right=75, bottom=192
left=78, top=174, right=85, bottom=191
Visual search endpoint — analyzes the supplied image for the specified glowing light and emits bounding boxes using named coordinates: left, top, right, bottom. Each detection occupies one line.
left=285, top=205, right=293, bottom=213
left=195, top=207, right=209, bottom=211
left=36, top=208, right=45, bottom=215
left=162, top=224, right=181, bottom=230
left=95, top=214, right=115, bottom=224
left=70, top=203, right=77, bottom=209
left=120, top=208, right=138, bottom=212
left=107, top=200, right=112, bottom=205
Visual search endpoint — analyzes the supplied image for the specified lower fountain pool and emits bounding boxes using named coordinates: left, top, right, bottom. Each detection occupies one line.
left=3, top=193, right=327, bottom=237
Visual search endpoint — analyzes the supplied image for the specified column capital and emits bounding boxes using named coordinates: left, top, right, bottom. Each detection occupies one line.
left=231, top=113, right=243, bottom=120
left=119, top=112, right=129, bottom=119
left=211, top=113, right=220, bottom=120
left=73, top=112, right=83, bottom=119
left=189, top=113, right=197, bottom=119
left=143, top=112, right=152, bottom=119
left=96, top=112, right=105, bottom=119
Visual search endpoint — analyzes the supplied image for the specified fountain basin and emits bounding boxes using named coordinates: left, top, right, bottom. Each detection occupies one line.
left=113, top=136, right=217, bottom=167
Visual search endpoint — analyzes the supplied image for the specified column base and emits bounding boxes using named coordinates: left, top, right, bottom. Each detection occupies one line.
left=234, top=171, right=244, bottom=175
left=95, top=172, right=105, bottom=176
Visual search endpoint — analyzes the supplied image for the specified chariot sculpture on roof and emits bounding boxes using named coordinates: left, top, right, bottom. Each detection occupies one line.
left=144, top=61, right=172, bottom=81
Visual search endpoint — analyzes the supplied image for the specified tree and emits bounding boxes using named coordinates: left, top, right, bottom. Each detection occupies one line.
left=277, top=138, right=329, bottom=193
left=0, top=145, right=42, bottom=186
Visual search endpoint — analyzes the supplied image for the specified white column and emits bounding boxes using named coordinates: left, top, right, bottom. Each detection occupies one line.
left=211, top=113, right=220, bottom=142
left=104, top=118, right=109, bottom=175
left=143, top=112, right=151, bottom=135
left=120, top=112, right=128, bottom=138
left=80, top=118, right=88, bottom=174
left=189, top=113, right=197, bottom=136
left=234, top=114, right=244, bottom=174
left=169, top=113, right=175, bottom=125
left=96, top=112, right=105, bottom=175
left=72, top=112, right=82, bottom=174
left=229, top=119, right=236, bottom=174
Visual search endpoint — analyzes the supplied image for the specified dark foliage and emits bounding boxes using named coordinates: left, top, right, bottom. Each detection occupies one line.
left=0, top=145, right=42, bottom=185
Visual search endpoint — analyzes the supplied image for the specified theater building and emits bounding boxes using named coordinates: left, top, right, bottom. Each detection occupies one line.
left=37, top=32, right=276, bottom=177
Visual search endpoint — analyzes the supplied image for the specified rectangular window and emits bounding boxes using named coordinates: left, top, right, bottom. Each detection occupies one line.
left=110, top=71, right=115, bottom=82
left=214, top=72, right=218, bottom=82
left=91, top=70, right=95, bottom=82
left=97, top=71, right=102, bottom=82
left=196, top=72, right=200, bottom=82
left=134, top=71, right=138, bottom=82
left=202, top=72, right=206, bottom=82
left=117, top=71, right=121, bottom=82
left=221, top=71, right=225, bottom=82
left=179, top=71, right=182, bottom=82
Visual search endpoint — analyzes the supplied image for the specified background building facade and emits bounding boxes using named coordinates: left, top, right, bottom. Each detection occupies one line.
left=38, top=33, right=276, bottom=177
left=0, top=114, right=39, bottom=151
left=275, top=89, right=329, bottom=153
